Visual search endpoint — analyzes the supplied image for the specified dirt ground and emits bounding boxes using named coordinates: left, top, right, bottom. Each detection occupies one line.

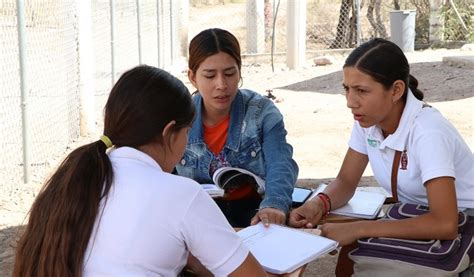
left=0, top=47, right=473, bottom=276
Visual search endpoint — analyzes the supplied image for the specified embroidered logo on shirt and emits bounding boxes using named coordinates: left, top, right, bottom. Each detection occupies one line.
left=367, top=139, right=379, bottom=147
left=400, top=150, right=408, bottom=170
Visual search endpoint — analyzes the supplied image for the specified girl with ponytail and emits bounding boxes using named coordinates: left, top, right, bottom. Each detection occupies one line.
left=13, top=65, right=265, bottom=276
left=289, top=38, right=473, bottom=275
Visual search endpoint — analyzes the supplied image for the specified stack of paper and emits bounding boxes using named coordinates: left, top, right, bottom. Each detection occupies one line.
left=201, top=184, right=224, bottom=198
left=312, top=184, right=387, bottom=219
left=237, top=223, right=338, bottom=274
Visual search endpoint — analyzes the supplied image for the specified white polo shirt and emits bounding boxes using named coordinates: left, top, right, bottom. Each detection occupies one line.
left=349, top=90, right=473, bottom=209
left=83, top=147, right=249, bottom=276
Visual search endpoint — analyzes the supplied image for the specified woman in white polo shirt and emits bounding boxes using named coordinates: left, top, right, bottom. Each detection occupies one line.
left=13, top=65, right=266, bottom=276
left=289, top=38, right=473, bottom=275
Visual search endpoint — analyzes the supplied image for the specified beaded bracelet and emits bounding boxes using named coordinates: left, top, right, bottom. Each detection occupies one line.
left=317, top=192, right=332, bottom=215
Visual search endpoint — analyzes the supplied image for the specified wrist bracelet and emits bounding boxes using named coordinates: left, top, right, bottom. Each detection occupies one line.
left=317, top=192, right=332, bottom=214
left=317, top=194, right=329, bottom=216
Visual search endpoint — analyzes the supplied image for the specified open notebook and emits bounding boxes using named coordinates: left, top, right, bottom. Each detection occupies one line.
left=311, top=184, right=388, bottom=219
left=237, top=223, right=338, bottom=274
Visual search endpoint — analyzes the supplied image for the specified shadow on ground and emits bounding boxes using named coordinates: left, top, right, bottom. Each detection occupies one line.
left=279, top=62, right=474, bottom=103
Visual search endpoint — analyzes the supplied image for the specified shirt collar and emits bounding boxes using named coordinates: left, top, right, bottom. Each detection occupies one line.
left=108, top=146, right=163, bottom=171
left=379, top=89, right=424, bottom=151
left=187, top=90, right=244, bottom=151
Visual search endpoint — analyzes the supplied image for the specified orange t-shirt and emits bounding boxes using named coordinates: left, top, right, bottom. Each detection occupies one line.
left=203, top=116, right=230, bottom=155
left=204, top=116, right=260, bottom=200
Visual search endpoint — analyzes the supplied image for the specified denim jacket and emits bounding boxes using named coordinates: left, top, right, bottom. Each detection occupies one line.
left=175, top=89, right=298, bottom=214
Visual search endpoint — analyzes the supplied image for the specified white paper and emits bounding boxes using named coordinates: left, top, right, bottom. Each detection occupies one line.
left=237, top=223, right=338, bottom=274
left=212, top=167, right=265, bottom=193
left=200, top=184, right=224, bottom=198
left=311, top=184, right=387, bottom=219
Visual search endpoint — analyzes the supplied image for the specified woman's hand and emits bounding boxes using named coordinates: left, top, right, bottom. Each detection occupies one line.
left=250, top=207, right=286, bottom=226
left=288, top=198, right=325, bottom=228
left=320, top=222, right=362, bottom=246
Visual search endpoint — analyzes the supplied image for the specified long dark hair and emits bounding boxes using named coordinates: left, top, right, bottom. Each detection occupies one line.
left=13, top=65, right=195, bottom=277
left=344, top=38, right=424, bottom=101
left=188, top=28, right=242, bottom=74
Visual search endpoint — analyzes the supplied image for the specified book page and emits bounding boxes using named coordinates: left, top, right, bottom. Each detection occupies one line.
left=212, top=167, right=265, bottom=193
left=237, top=223, right=338, bottom=274
left=311, top=184, right=386, bottom=219
left=200, top=184, right=224, bottom=198
left=332, top=190, right=386, bottom=219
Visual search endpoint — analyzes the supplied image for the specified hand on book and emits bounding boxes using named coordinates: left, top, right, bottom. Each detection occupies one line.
left=289, top=198, right=325, bottom=228
left=250, top=207, right=286, bottom=226
left=237, top=223, right=338, bottom=274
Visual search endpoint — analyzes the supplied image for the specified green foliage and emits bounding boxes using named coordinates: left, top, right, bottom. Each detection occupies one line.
left=410, top=0, right=430, bottom=44
left=402, top=0, right=473, bottom=45
left=440, top=0, right=473, bottom=42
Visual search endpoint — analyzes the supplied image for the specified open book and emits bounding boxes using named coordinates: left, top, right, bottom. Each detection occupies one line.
left=201, top=167, right=265, bottom=198
left=237, top=223, right=338, bottom=274
left=311, top=184, right=387, bottom=219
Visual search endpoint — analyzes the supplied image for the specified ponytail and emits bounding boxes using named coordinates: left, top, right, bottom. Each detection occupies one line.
left=13, top=65, right=195, bottom=276
left=13, top=140, right=113, bottom=277
left=408, top=74, right=424, bottom=100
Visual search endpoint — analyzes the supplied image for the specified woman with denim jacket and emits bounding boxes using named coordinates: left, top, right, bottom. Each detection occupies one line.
left=175, top=28, right=298, bottom=227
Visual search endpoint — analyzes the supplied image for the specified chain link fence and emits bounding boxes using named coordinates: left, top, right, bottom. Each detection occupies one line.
left=1, top=0, right=471, bottom=202
left=436, top=0, right=473, bottom=44
left=0, top=1, right=22, bottom=196
left=189, top=0, right=290, bottom=55
left=306, top=0, right=473, bottom=50
left=0, top=0, right=80, bottom=200
left=190, top=0, right=472, bottom=55
left=0, top=0, right=183, bottom=203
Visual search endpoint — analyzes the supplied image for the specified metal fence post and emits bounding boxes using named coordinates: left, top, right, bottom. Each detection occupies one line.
left=286, top=0, right=306, bottom=69
left=246, top=0, right=265, bottom=54
left=136, top=0, right=143, bottom=64
left=355, top=0, right=361, bottom=46
left=177, top=0, right=189, bottom=59
left=169, top=1, right=174, bottom=65
left=156, top=0, right=162, bottom=68
left=109, top=0, right=116, bottom=84
left=77, top=0, right=97, bottom=136
left=16, top=0, right=30, bottom=183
